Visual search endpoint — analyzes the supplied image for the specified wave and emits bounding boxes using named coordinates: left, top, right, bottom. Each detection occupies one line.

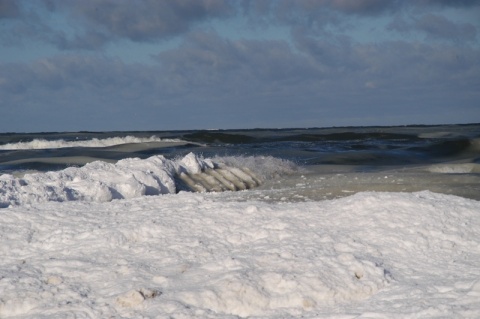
left=0, top=153, right=296, bottom=207
left=0, top=136, right=185, bottom=150
left=427, top=163, right=480, bottom=174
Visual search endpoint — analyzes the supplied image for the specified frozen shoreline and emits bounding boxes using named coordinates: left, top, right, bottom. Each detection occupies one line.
left=1, top=190, right=479, bottom=318
left=1, top=126, right=479, bottom=318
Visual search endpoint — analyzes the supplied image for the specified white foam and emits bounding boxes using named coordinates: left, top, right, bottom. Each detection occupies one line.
left=0, top=136, right=185, bottom=150
left=428, top=163, right=480, bottom=174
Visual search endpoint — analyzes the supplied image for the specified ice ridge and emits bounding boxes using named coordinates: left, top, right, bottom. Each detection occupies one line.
left=0, top=153, right=284, bottom=207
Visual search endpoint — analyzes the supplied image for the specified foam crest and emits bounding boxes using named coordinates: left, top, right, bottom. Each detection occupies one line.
left=0, top=153, right=295, bottom=207
left=427, top=163, right=480, bottom=174
left=0, top=136, right=183, bottom=150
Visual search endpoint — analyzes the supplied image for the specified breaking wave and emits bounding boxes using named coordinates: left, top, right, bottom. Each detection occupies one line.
left=0, top=136, right=184, bottom=150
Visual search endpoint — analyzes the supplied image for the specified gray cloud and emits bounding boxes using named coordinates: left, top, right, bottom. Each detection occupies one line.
left=1, top=1, right=479, bottom=131
left=418, top=0, right=480, bottom=7
left=155, top=31, right=319, bottom=95
left=388, top=14, right=477, bottom=43
left=2, top=29, right=479, bottom=131
left=3, top=0, right=479, bottom=51
left=414, top=14, right=477, bottom=42
left=251, top=0, right=479, bottom=21
left=0, top=0, right=20, bottom=19
left=242, top=0, right=397, bottom=17
left=0, top=0, right=234, bottom=50
left=0, top=55, right=164, bottom=131
left=44, top=0, right=234, bottom=49
left=325, top=0, right=396, bottom=15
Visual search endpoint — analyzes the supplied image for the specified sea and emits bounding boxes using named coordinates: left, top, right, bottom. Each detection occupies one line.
left=1, top=123, right=479, bottom=204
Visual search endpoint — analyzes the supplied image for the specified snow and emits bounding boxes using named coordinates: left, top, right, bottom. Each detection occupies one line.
left=0, top=154, right=293, bottom=207
left=1, top=189, right=480, bottom=318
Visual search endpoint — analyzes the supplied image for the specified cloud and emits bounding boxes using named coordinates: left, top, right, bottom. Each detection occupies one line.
left=0, top=0, right=478, bottom=50
left=0, top=0, right=20, bottom=19
left=1, top=1, right=479, bottom=131
left=327, top=0, right=395, bottom=15
left=0, top=55, right=167, bottom=131
left=243, top=0, right=396, bottom=18
left=257, top=0, right=479, bottom=20
left=414, top=14, right=477, bottom=42
left=418, top=0, right=480, bottom=7
left=1, top=0, right=478, bottom=51
left=0, top=0, right=234, bottom=50
left=2, top=29, right=479, bottom=131
left=154, top=31, right=319, bottom=96
left=43, top=0, right=234, bottom=49
left=240, top=0, right=479, bottom=43
left=388, top=13, right=477, bottom=43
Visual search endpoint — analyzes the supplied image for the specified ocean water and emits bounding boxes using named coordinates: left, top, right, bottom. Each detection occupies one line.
left=1, top=124, right=480, bottom=318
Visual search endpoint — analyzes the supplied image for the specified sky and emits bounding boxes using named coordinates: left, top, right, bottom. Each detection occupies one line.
left=0, top=0, right=479, bottom=133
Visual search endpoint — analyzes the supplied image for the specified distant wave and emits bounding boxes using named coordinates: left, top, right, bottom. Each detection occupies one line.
left=0, top=136, right=185, bottom=150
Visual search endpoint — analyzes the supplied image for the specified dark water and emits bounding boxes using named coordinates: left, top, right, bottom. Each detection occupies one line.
left=1, top=124, right=479, bottom=173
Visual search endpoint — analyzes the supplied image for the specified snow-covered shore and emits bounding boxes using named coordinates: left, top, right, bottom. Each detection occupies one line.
left=1, top=190, right=479, bottom=318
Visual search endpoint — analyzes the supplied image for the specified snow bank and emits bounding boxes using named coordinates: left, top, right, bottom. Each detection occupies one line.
left=0, top=136, right=183, bottom=150
left=0, top=191, right=479, bottom=318
left=0, top=153, right=294, bottom=207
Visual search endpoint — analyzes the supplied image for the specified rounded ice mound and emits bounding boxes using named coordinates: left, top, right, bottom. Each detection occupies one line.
left=179, top=152, right=214, bottom=174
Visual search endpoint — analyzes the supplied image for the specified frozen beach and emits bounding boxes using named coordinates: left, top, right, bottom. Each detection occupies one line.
left=1, top=189, right=480, bottom=318
left=1, top=125, right=480, bottom=318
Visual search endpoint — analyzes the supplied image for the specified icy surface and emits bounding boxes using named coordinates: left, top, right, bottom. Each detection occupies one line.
left=1, top=190, right=479, bottom=318
left=0, top=153, right=292, bottom=207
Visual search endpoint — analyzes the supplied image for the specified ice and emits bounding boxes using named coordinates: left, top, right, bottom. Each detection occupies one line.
left=1, top=190, right=479, bottom=318
left=0, top=153, right=292, bottom=207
